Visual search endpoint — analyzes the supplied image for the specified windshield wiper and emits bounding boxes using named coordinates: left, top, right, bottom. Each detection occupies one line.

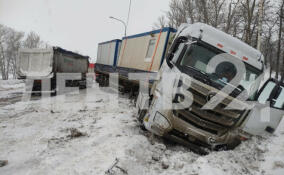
left=184, top=65, right=211, bottom=85
left=185, top=65, right=208, bottom=77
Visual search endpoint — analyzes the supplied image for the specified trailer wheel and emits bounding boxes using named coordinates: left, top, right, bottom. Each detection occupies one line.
left=98, top=75, right=109, bottom=87
left=98, top=75, right=105, bottom=87
left=98, top=81, right=103, bottom=87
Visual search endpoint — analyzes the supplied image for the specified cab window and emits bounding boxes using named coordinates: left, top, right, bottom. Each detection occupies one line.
left=273, top=86, right=284, bottom=109
left=258, top=81, right=277, bottom=104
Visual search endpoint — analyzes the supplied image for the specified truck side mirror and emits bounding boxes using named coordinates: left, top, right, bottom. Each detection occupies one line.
left=271, top=82, right=284, bottom=110
left=166, top=36, right=188, bottom=69
left=166, top=53, right=174, bottom=69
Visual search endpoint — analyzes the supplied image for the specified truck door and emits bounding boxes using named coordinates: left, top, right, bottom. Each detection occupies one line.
left=243, top=79, right=284, bottom=136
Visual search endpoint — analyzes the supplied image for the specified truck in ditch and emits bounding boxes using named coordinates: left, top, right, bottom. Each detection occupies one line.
left=137, top=23, right=284, bottom=153
left=17, top=47, right=90, bottom=93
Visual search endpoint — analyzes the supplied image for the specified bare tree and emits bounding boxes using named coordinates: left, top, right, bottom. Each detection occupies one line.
left=210, top=0, right=226, bottom=27
left=257, top=0, right=265, bottom=50
left=0, top=25, right=24, bottom=80
left=23, top=31, right=42, bottom=48
left=262, top=19, right=277, bottom=67
left=276, top=0, right=284, bottom=80
left=153, top=15, right=168, bottom=29
left=280, top=0, right=284, bottom=82
left=8, top=30, right=24, bottom=78
left=156, top=0, right=283, bottom=79
left=182, top=0, right=196, bottom=24
left=281, top=49, right=284, bottom=82
left=224, top=0, right=241, bottom=33
left=0, top=24, right=9, bottom=80
left=197, top=0, right=210, bottom=24
left=166, top=0, right=187, bottom=28
left=241, top=0, right=258, bottom=44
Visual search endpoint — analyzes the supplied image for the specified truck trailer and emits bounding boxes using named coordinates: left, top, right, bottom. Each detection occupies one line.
left=95, top=27, right=176, bottom=90
left=17, top=47, right=90, bottom=92
left=95, top=39, right=122, bottom=86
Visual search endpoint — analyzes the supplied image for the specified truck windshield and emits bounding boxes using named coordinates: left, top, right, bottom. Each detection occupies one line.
left=178, top=42, right=262, bottom=99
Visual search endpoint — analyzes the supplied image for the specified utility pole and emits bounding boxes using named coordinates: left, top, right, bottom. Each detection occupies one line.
left=109, top=0, right=132, bottom=37
left=126, top=0, right=132, bottom=34
left=257, top=0, right=264, bottom=50
left=276, top=0, right=284, bottom=80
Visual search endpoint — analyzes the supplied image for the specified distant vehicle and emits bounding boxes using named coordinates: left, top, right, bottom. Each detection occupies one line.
left=17, top=47, right=89, bottom=92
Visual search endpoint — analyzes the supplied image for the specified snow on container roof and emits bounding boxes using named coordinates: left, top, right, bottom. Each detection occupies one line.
left=179, top=23, right=264, bottom=70
left=98, top=39, right=121, bottom=45
left=117, top=27, right=177, bottom=72
left=122, top=27, right=177, bottom=40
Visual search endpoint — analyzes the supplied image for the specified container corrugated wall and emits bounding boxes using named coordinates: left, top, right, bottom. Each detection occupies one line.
left=117, top=28, right=176, bottom=72
left=96, top=40, right=121, bottom=66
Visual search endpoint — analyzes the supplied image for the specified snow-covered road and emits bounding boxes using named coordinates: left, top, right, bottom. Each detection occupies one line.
left=0, top=81, right=283, bottom=175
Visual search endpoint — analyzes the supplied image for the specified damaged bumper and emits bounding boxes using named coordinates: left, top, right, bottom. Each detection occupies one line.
left=145, top=108, right=242, bottom=151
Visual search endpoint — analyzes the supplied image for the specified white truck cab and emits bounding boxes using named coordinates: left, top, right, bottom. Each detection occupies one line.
left=137, top=23, right=284, bottom=153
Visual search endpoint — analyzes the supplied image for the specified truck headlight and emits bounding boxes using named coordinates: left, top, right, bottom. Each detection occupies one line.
left=154, top=112, right=170, bottom=129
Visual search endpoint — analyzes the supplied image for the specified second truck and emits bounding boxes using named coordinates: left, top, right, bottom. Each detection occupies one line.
left=17, top=47, right=90, bottom=93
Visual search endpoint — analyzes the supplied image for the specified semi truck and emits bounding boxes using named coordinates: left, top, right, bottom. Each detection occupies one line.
left=96, top=23, right=284, bottom=153
left=137, top=23, right=284, bottom=153
left=17, top=47, right=90, bottom=92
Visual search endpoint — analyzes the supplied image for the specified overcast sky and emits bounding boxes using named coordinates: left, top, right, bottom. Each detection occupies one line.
left=0, top=0, right=171, bottom=59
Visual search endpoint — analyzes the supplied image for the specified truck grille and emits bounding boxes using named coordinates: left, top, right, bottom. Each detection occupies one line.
left=173, top=80, right=246, bottom=136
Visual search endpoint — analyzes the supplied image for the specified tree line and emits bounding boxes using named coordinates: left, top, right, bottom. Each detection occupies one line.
left=154, top=0, right=284, bottom=82
left=0, top=24, right=47, bottom=80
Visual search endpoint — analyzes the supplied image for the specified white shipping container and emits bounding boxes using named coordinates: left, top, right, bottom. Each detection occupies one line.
left=117, top=28, right=176, bottom=72
left=96, top=39, right=121, bottom=66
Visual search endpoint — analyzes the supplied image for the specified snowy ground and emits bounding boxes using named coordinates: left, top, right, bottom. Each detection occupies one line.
left=0, top=80, right=25, bottom=107
left=0, top=80, right=283, bottom=175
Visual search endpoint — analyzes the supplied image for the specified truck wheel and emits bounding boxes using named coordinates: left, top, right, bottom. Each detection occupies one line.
left=138, top=110, right=147, bottom=131
left=98, top=81, right=103, bottom=87
left=98, top=77, right=104, bottom=87
left=79, top=81, right=87, bottom=89
left=138, top=109, right=147, bottom=123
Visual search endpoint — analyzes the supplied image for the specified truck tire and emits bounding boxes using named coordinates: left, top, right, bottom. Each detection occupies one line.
left=138, top=109, right=147, bottom=131
left=138, top=109, right=147, bottom=123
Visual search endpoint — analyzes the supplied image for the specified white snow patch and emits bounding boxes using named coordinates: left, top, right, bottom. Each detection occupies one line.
left=0, top=80, right=24, bottom=99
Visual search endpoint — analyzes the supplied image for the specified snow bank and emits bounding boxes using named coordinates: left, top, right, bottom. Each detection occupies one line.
left=0, top=80, right=24, bottom=90
left=0, top=80, right=24, bottom=100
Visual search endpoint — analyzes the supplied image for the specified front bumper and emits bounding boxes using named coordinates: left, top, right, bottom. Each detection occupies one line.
left=145, top=110, right=241, bottom=150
